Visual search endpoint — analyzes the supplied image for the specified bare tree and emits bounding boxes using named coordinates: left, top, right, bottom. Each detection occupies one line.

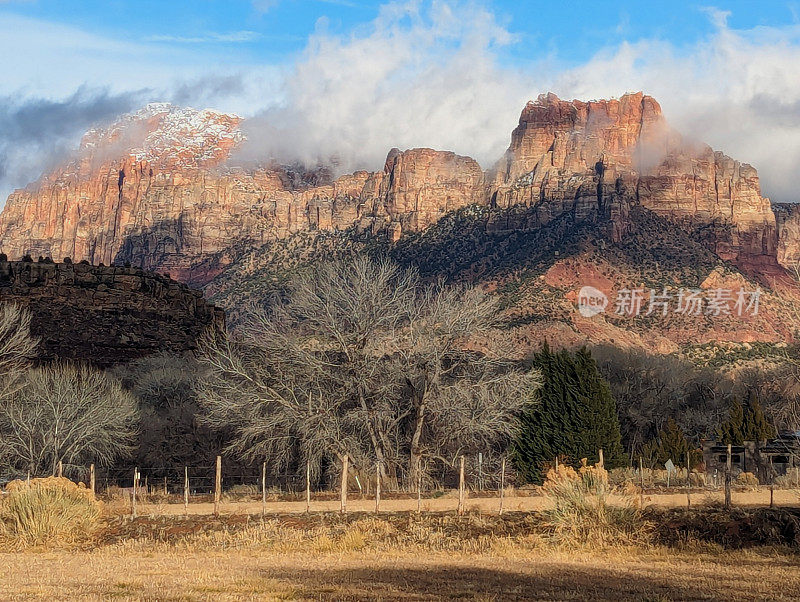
left=0, top=303, right=39, bottom=397
left=198, top=256, right=540, bottom=488
left=0, top=362, right=138, bottom=476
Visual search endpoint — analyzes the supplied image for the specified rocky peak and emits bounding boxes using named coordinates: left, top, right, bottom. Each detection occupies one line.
left=73, top=103, right=244, bottom=177
left=489, top=92, right=777, bottom=269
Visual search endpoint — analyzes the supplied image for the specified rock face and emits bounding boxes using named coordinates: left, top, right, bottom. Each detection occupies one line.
left=0, top=104, right=484, bottom=283
left=775, top=203, right=800, bottom=269
left=489, top=92, right=777, bottom=267
left=0, top=94, right=787, bottom=285
left=0, top=259, right=224, bottom=367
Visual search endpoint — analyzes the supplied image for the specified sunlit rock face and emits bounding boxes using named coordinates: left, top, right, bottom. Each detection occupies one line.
left=0, top=93, right=786, bottom=286
left=488, top=92, right=778, bottom=268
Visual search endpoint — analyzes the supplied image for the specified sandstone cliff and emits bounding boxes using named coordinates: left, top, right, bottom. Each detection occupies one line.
left=489, top=92, right=777, bottom=268
left=0, top=259, right=223, bottom=366
left=0, top=94, right=788, bottom=286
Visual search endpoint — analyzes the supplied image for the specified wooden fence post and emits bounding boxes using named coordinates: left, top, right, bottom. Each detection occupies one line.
left=598, top=448, right=604, bottom=469
left=770, top=456, right=775, bottom=509
left=305, top=459, right=311, bottom=513
left=499, top=457, right=506, bottom=515
left=89, top=463, right=95, bottom=499
left=340, top=455, right=349, bottom=514
left=184, top=466, right=189, bottom=515
left=724, top=443, right=732, bottom=509
left=132, top=467, right=138, bottom=518
left=213, top=455, right=222, bottom=517
left=57, top=461, right=63, bottom=478
left=375, top=462, right=381, bottom=513
left=261, top=462, right=267, bottom=517
left=457, top=455, right=466, bottom=516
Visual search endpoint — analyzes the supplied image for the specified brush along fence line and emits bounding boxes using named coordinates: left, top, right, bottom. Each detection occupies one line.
left=9, top=447, right=799, bottom=517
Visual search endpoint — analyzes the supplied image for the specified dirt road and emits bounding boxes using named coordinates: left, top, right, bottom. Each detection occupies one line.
left=134, top=488, right=799, bottom=516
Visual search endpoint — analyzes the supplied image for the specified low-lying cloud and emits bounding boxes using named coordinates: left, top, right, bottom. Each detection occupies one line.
left=0, top=87, right=148, bottom=200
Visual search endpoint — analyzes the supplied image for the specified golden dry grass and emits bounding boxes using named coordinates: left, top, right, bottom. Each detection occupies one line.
left=3, top=485, right=800, bottom=600
left=3, top=543, right=800, bottom=600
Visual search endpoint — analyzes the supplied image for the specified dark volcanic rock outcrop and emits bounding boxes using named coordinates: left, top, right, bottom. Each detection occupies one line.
left=0, top=259, right=223, bottom=366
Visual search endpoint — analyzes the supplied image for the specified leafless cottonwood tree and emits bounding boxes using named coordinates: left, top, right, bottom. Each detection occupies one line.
left=198, top=257, right=540, bottom=488
left=0, top=303, right=39, bottom=396
left=0, top=362, right=139, bottom=476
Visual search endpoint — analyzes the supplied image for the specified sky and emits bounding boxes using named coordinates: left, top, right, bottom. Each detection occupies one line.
left=2, top=0, right=800, bottom=202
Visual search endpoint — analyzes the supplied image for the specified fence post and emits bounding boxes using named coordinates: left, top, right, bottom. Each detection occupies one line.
left=375, top=462, right=381, bottom=513
left=214, top=455, right=222, bottom=517
left=184, top=466, right=189, bottom=515
left=163, top=476, right=168, bottom=496
left=132, top=467, right=138, bottom=518
left=499, top=456, right=506, bottom=515
left=89, top=463, right=95, bottom=499
left=340, top=455, right=349, bottom=514
left=770, top=456, right=775, bottom=509
left=58, top=461, right=63, bottom=478
left=724, top=443, right=732, bottom=509
left=305, top=459, right=311, bottom=513
left=261, top=462, right=267, bottom=517
left=598, top=448, right=604, bottom=469
left=639, top=457, right=644, bottom=508
left=457, top=455, right=466, bottom=516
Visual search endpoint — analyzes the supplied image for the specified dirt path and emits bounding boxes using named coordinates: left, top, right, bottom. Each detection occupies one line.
left=135, top=488, right=799, bottom=516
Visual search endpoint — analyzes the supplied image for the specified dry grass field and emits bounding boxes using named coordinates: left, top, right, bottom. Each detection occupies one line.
left=5, top=479, right=800, bottom=601
left=5, top=544, right=800, bottom=601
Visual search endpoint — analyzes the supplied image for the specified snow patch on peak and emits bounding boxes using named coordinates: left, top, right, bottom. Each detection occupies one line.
left=80, top=104, right=244, bottom=170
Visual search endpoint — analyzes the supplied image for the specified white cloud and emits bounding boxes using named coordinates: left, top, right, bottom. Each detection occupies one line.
left=238, top=2, right=800, bottom=201
left=4, top=2, right=800, bottom=203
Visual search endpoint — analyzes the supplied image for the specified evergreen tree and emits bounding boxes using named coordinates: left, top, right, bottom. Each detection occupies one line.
left=717, top=392, right=776, bottom=444
left=642, top=419, right=700, bottom=468
left=741, top=392, right=776, bottom=442
left=514, top=344, right=625, bottom=483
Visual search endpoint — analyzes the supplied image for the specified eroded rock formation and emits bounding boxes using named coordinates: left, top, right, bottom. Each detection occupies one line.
left=0, top=94, right=788, bottom=286
left=489, top=92, right=777, bottom=267
left=0, top=259, right=224, bottom=366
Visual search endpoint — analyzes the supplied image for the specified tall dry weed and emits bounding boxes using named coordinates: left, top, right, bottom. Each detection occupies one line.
left=541, top=460, right=649, bottom=548
left=0, top=477, right=101, bottom=548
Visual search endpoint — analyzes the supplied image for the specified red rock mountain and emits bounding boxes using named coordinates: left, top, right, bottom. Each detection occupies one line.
left=0, top=93, right=793, bottom=288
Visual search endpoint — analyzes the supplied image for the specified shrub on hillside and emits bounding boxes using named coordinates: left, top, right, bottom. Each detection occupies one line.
left=0, top=477, right=101, bottom=548
left=541, top=460, right=648, bottom=547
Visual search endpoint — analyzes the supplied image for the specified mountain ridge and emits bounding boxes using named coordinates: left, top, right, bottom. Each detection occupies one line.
left=1, top=92, right=800, bottom=355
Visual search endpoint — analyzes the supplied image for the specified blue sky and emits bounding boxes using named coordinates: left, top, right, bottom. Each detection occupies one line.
left=2, top=1, right=800, bottom=202
left=4, top=0, right=799, bottom=66
left=6, top=0, right=800, bottom=71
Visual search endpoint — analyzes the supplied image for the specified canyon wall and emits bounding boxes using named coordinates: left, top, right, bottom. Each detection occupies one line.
left=0, top=95, right=787, bottom=286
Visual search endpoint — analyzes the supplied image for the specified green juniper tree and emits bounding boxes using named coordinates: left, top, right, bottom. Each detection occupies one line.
left=642, top=418, right=700, bottom=468
left=717, top=392, right=776, bottom=445
left=514, top=344, right=625, bottom=483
